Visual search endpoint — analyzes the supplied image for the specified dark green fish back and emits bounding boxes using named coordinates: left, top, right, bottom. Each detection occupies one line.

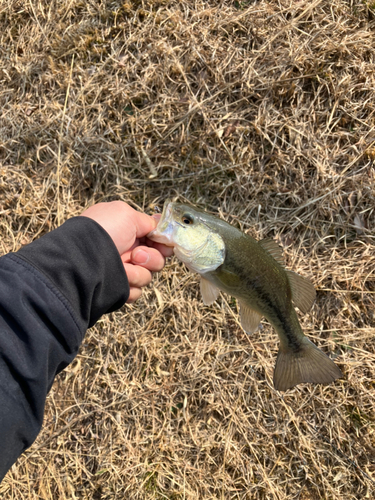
left=167, top=203, right=343, bottom=391
left=206, top=222, right=295, bottom=334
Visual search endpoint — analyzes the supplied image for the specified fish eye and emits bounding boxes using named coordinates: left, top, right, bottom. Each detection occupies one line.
left=182, top=214, right=194, bottom=225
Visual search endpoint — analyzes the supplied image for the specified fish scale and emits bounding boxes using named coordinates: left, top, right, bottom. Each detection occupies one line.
left=148, top=200, right=343, bottom=391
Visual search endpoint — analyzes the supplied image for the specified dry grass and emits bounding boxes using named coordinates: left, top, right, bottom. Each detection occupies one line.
left=1, top=0, right=375, bottom=498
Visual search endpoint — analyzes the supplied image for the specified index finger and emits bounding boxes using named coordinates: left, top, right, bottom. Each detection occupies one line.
left=146, top=239, right=174, bottom=257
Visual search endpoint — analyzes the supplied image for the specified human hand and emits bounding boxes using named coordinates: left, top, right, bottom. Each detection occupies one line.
left=80, top=201, right=173, bottom=303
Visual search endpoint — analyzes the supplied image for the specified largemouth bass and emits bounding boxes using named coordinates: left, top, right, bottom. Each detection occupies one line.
left=148, top=200, right=343, bottom=391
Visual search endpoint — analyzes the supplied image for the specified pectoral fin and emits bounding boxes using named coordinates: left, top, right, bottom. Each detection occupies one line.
left=200, top=277, right=220, bottom=305
left=286, top=271, right=316, bottom=314
left=216, top=268, right=241, bottom=287
left=239, top=302, right=262, bottom=334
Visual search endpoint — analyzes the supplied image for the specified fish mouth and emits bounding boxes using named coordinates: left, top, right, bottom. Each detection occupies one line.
left=147, top=199, right=175, bottom=246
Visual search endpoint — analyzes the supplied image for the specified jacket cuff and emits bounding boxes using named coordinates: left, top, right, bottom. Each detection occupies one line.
left=15, top=216, right=130, bottom=331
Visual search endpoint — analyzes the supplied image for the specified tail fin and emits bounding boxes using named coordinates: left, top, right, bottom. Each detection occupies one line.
left=273, top=338, right=343, bottom=391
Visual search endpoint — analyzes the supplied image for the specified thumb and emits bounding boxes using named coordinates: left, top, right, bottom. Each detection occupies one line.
left=132, top=208, right=158, bottom=238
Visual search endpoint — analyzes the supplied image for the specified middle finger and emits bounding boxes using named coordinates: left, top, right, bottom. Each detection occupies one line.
left=124, top=263, right=153, bottom=289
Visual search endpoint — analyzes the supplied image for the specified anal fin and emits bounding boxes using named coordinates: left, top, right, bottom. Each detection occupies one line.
left=200, top=277, right=220, bottom=305
left=239, top=301, right=262, bottom=334
left=273, top=337, right=343, bottom=391
left=286, top=270, right=316, bottom=314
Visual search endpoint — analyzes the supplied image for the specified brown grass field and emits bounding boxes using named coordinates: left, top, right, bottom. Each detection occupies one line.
left=1, top=0, right=375, bottom=498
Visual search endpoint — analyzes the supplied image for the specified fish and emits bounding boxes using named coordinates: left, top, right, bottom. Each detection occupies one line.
left=148, top=200, right=343, bottom=391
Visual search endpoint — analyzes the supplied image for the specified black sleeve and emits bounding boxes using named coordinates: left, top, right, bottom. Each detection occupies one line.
left=0, top=216, right=129, bottom=482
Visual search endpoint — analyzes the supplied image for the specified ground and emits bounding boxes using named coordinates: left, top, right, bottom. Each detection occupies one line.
left=0, top=0, right=374, bottom=498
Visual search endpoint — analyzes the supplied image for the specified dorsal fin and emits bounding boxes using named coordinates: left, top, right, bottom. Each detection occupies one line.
left=286, top=270, right=316, bottom=314
left=258, top=238, right=284, bottom=265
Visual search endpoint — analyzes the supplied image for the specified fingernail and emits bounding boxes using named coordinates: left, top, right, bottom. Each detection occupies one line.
left=133, top=249, right=149, bottom=265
